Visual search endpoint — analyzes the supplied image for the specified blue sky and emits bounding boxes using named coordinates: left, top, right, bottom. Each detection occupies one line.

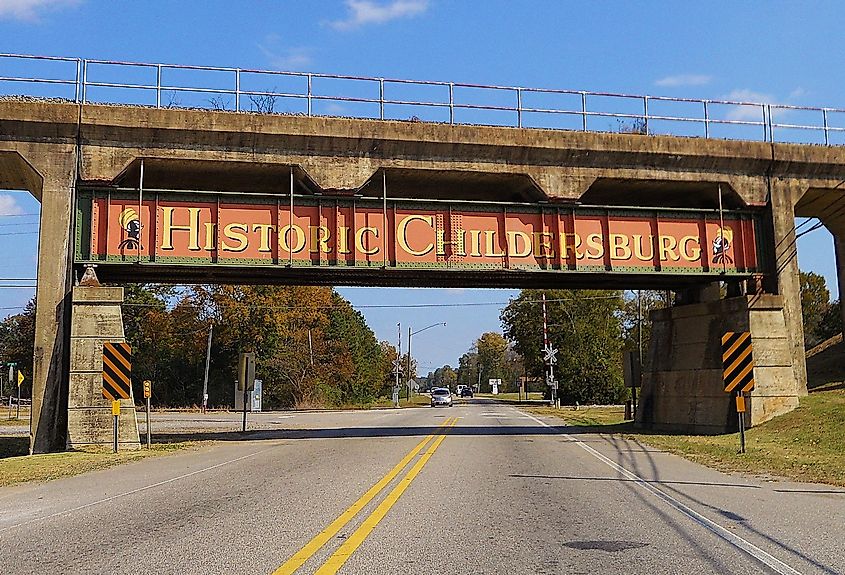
left=1, top=0, right=843, bottom=371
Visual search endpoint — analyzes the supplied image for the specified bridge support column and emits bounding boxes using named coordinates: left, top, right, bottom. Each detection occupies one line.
left=30, top=176, right=76, bottom=453
left=767, top=180, right=809, bottom=396
left=637, top=295, right=798, bottom=433
left=67, top=286, right=140, bottom=450
left=834, top=234, right=845, bottom=336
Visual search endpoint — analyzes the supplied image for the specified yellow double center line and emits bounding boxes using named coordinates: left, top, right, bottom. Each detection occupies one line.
left=273, top=417, right=457, bottom=575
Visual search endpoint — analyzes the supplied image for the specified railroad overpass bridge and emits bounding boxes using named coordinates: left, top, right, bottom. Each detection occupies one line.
left=3, top=57, right=845, bottom=453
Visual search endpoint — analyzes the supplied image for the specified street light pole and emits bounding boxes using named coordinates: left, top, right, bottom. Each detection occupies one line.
left=393, top=322, right=401, bottom=408
left=201, top=323, right=213, bottom=414
left=407, top=326, right=412, bottom=401
left=407, top=322, right=446, bottom=399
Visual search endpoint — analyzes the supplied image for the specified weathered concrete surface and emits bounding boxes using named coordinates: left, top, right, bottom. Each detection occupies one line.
left=2, top=100, right=845, bottom=203
left=638, top=295, right=797, bottom=433
left=67, top=286, right=140, bottom=450
left=4, top=100, right=845, bottom=447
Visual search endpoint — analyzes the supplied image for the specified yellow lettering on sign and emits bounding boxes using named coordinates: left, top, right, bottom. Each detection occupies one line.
left=356, top=227, right=379, bottom=255
left=483, top=231, right=506, bottom=257
left=337, top=226, right=351, bottom=255
left=436, top=229, right=466, bottom=257
left=161, top=207, right=201, bottom=251
left=280, top=224, right=306, bottom=254
left=397, top=215, right=434, bottom=256
left=222, top=223, right=249, bottom=252
left=532, top=232, right=555, bottom=258
left=680, top=235, right=701, bottom=261
left=609, top=234, right=631, bottom=260
left=252, top=224, right=276, bottom=253
left=585, top=233, right=604, bottom=259
left=658, top=235, right=680, bottom=261
left=560, top=233, right=582, bottom=260
left=632, top=234, right=654, bottom=261
left=506, top=231, right=531, bottom=257
left=468, top=230, right=483, bottom=257
left=203, top=222, right=216, bottom=251
left=309, top=226, right=332, bottom=254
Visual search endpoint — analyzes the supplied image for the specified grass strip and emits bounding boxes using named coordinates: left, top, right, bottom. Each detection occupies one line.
left=523, top=389, right=845, bottom=487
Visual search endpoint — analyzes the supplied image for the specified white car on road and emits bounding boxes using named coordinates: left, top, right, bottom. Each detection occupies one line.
left=430, top=387, right=453, bottom=407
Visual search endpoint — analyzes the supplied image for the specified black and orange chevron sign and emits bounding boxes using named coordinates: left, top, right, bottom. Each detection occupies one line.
left=722, top=331, right=754, bottom=393
left=102, top=341, right=132, bottom=401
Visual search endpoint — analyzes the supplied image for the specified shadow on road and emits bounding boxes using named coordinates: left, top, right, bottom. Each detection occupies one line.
left=152, top=423, right=569, bottom=444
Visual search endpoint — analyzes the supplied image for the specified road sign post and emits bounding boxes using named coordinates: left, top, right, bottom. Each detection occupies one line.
left=722, top=331, right=754, bottom=454
left=16, top=370, right=24, bottom=420
left=735, top=392, right=747, bottom=453
left=102, top=342, right=132, bottom=452
left=111, top=399, right=120, bottom=453
left=238, top=352, right=256, bottom=432
left=143, top=380, right=152, bottom=448
left=6, top=363, right=15, bottom=420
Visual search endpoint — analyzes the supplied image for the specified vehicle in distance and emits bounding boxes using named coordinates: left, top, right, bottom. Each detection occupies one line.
left=459, top=386, right=473, bottom=398
left=430, top=387, right=453, bottom=407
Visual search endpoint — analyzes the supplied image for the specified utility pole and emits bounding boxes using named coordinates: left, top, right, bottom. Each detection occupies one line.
left=393, top=323, right=401, bottom=408
left=201, top=324, right=212, bottom=413
left=407, top=326, right=412, bottom=401
left=635, top=290, right=642, bottom=418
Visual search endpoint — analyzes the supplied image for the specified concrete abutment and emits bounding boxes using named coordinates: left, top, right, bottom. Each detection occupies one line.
left=637, top=294, right=799, bottom=433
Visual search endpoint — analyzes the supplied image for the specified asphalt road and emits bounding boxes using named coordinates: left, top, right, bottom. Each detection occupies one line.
left=1, top=399, right=843, bottom=574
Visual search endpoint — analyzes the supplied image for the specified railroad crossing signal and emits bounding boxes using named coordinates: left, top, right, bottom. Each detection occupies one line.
left=17, top=371, right=24, bottom=387
left=722, top=331, right=754, bottom=393
left=143, top=380, right=152, bottom=399
left=102, top=341, right=132, bottom=401
left=543, top=345, right=558, bottom=365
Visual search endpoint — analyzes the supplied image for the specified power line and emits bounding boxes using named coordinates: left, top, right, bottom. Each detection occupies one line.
left=0, top=231, right=38, bottom=237
left=0, top=213, right=39, bottom=218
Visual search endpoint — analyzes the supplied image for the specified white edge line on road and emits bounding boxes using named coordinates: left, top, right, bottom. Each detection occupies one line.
left=520, top=411, right=802, bottom=575
left=0, top=443, right=279, bottom=534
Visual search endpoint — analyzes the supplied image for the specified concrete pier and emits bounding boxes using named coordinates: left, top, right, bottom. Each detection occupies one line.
left=67, top=286, right=140, bottom=450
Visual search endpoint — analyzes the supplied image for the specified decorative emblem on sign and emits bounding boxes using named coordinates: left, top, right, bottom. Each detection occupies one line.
left=712, top=226, right=733, bottom=265
left=117, top=208, right=142, bottom=250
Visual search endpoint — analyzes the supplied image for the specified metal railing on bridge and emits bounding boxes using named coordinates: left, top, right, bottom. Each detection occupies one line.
left=2, top=52, right=845, bottom=146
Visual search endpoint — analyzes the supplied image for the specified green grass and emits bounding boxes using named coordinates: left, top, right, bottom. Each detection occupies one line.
left=477, top=392, right=546, bottom=403
left=0, top=407, right=30, bottom=426
left=350, top=394, right=432, bottom=409
left=523, top=390, right=845, bottom=487
left=0, top=435, right=198, bottom=487
left=528, top=405, right=626, bottom=426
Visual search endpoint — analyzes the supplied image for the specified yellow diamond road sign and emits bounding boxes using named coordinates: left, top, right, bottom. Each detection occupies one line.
left=17, top=371, right=24, bottom=387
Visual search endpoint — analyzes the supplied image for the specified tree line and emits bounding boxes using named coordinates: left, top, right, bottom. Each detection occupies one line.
left=427, top=289, right=655, bottom=405
left=0, top=285, right=400, bottom=409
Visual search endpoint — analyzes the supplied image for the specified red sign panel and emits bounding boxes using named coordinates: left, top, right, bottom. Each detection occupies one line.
left=82, top=193, right=760, bottom=275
